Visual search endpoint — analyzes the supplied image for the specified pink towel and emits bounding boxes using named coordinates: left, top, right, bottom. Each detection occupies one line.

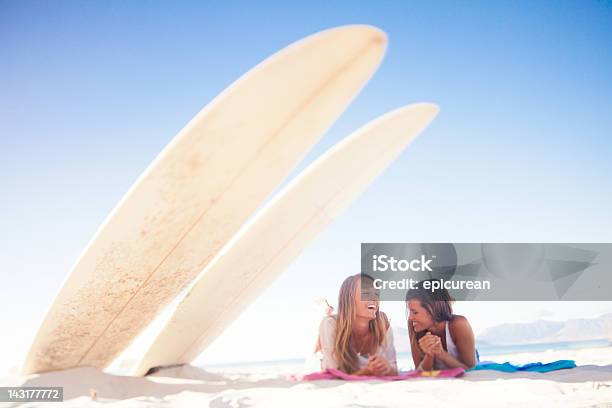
left=293, top=367, right=464, bottom=381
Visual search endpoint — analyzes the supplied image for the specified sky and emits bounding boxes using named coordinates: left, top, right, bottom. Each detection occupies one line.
left=1, top=1, right=612, bottom=371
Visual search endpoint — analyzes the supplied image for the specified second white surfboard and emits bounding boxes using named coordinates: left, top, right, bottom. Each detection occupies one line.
left=135, top=103, right=440, bottom=376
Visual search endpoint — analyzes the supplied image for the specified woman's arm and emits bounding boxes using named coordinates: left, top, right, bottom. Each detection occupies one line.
left=366, top=355, right=398, bottom=376
left=434, top=316, right=476, bottom=369
left=411, top=335, right=437, bottom=371
left=357, top=318, right=398, bottom=376
left=433, top=349, right=468, bottom=369
left=410, top=336, right=424, bottom=369
left=417, top=353, right=435, bottom=371
left=413, top=333, right=440, bottom=370
left=318, top=317, right=339, bottom=370
left=380, top=323, right=398, bottom=375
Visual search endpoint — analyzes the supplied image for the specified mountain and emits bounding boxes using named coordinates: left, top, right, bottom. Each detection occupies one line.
left=477, top=313, right=612, bottom=345
left=392, top=314, right=612, bottom=349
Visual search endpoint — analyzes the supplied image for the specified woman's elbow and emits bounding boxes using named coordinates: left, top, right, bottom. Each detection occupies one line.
left=463, top=359, right=476, bottom=369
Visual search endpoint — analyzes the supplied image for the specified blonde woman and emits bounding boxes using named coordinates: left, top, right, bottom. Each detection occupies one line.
left=313, top=274, right=397, bottom=376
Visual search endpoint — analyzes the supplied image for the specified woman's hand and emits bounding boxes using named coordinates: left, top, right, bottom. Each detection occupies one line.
left=353, top=366, right=374, bottom=376
left=418, top=332, right=442, bottom=357
left=367, top=355, right=392, bottom=376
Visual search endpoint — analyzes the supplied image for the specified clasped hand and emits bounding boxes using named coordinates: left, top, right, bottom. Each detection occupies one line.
left=366, top=355, right=392, bottom=376
left=418, top=332, right=443, bottom=357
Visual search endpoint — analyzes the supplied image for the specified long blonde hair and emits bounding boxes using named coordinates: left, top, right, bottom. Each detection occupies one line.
left=333, top=274, right=389, bottom=373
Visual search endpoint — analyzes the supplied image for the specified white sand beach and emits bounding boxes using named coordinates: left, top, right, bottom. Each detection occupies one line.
left=3, top=346, right=612, bottom=407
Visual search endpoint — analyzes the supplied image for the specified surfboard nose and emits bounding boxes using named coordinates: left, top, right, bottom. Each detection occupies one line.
left=327, top=24, right=388, bottom=47
left=307, top=24, right=388, bottom=66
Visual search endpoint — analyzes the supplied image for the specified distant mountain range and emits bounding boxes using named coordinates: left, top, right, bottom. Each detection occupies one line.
left=392, top=313, right=612, bottom=351
left=478, top=313, right=612, bottom=345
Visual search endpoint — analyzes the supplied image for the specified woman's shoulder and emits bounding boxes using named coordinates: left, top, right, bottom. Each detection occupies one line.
left=319, top=315, right=337, bottom=331
left=448, top=315, right=472, bottom=334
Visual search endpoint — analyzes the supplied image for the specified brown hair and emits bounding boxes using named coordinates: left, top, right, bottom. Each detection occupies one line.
left=333, top=274, right=389, bottom=374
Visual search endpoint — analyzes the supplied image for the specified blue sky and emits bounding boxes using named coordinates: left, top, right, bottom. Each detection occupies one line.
left=1, top=1, right=611, bottom=369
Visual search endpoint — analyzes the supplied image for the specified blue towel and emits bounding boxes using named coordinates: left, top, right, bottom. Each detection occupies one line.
left=470, top=360, right=576, bottom=373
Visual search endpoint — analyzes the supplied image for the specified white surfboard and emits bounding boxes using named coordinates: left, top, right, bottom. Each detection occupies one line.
left=23, top=25, right=387, bottom=374
left=134, top=103, right=439, bottom=376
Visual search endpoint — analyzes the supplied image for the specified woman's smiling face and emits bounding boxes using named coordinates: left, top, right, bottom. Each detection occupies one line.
left=355, top=279, right=379, bottom=320
left=407, top=299, right=434, bottom=332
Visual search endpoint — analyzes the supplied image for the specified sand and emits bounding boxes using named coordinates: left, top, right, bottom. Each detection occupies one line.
left=2, top=346, right=612, bottom=407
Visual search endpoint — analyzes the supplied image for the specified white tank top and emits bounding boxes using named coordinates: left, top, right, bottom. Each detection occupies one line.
left=432, top=321, right=460, bottom=369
